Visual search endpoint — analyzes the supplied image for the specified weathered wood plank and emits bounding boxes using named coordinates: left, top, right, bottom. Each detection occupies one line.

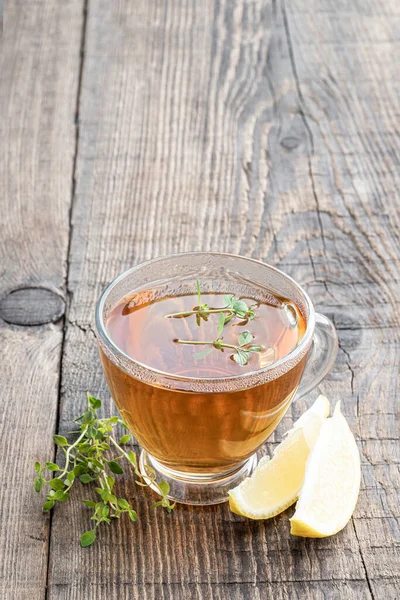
left=0, top=2, right=84, bottom=599
left=281, top=1, right=400, bottom=595
left=47, top=0, right=399, bottom=599
left=49, top=580, right=376, bottom=600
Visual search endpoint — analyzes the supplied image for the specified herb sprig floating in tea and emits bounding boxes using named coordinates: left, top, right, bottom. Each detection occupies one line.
left=34, top=392, right=175, bottom=548
left=176, top=331, right=263, bottom=366
left=165, top=281, right=257, bottom=325
left=169, top=279, right=263, bottom=366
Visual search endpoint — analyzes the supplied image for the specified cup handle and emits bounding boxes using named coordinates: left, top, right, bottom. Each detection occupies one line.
left=296, top=312, right=338, bottom=399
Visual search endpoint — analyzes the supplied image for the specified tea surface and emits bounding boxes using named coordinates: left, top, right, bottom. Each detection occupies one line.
left=106, top=290, right=306, bottom=377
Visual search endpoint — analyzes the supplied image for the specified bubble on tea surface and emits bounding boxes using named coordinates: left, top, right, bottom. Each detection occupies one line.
left=283, top=302, right=299, bottom=329
left=258, top=347, right=276, bottom=369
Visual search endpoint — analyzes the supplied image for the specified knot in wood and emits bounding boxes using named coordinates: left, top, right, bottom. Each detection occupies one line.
left=0, top=287, right=65, bottom=326
left=280, top=136, right=301, bottom=151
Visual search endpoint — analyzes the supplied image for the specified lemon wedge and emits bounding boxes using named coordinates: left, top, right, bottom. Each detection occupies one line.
left=290, top=401, right=360, bottom=537
left=228, top=395, right=330, bottom=519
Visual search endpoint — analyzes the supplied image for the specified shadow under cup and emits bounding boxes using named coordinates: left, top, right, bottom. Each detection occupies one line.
left=95, top=253, right=337, bottom=505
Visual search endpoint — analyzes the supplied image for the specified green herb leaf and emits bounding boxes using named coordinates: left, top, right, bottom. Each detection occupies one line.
left=127, top=451, right=137, bottom=466
left=83, top=500, right=96, bottom=508
left=45, top=461, right=60, bottom=471
left=119, top=434, right=131, bottom=444
left=79, top=474, right=95, bottom=484
left=34, top=462, right=41, bottom=473
left=193, top=347, right=213, bottom=360
left=88, top=458, right=104, bottom=471
left=74, top=464, right=86, bottom=476
left=233, top=300, right=249, bottom=314
left=217, top=313, right=225, bottom=337
left=128, top=510, right=137, bottom=522
left=80, top=530, right=96, bottom=548
left=43, top=500, right=55, bottom=511
left=107, top=461, right=124, bottom=475
left=34, top=477, right=43, bottom=493
left=109, top=494, right=118, bottom=505
left=196, top=278, right=201, bottom=304
left=118, top=498, right=130, bottom=510
left=238, top=331, right=254, bottom=346
left=67, top=471, right=76, bottom=484
left=106, top=475, right=115, bottom=490
left=78, top=443, right=91, bottom=453
left=53, top=490, right=69, bottom=502
left=53, top=435, right=68, bottom=447
left=158, top=481, right=170, bottom=496
left=248, top=345, right=263, bottom=352
left=96, top=488, right=110, bottom=502
left=87, top=394, right=102, bottom=409
left=233, top=348, right=250, bottom=366
left=49, top=478, right=66, bottom=491
left=82, top=409, right=95, bottom=424
left=224, top=294, right=235, bottom=308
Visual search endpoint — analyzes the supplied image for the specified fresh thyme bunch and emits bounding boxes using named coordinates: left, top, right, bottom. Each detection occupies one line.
left=34, top=392, right=175, bottom=547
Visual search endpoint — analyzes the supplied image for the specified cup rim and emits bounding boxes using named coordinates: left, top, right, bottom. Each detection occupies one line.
left=95, top=251, right=316, bottom=385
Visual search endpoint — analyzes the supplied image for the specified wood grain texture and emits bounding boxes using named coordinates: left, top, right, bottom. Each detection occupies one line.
left=44, top=0, right=400, bottom=599
left=0, top=1, right=84, bottom=599
left=2, top=0, right=397, bottom=598
left=49, top=581, right=374, bottom=600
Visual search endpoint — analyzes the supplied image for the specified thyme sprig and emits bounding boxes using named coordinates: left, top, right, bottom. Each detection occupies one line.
left=175, top=330, right=263, bottom=366
left=165, top=283, right=257, bottom=326
left=34, top=392, right=175, bottom=548
left=168, top=280, right=263, bottom=366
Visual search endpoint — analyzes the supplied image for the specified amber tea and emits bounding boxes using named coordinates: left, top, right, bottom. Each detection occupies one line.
left=100, top=280, right=307, bottom=475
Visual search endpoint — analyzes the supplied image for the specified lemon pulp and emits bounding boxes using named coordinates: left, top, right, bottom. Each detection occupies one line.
left=290, top=402, right=361, bottom=537
left=228, top=395, right=330, bottom=519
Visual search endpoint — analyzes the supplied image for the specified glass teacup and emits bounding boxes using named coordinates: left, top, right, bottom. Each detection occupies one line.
left=95, top=252, right=338, bottom=505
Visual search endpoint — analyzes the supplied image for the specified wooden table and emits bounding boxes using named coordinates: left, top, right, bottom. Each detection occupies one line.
left=2, top=1, right=399, bottom=598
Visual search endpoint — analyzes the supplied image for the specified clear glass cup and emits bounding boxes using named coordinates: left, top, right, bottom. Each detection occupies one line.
left=95, top=252, right=338, bottom=505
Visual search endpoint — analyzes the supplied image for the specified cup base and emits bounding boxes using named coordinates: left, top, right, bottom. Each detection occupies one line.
left=139, top=451, right=258, bottom=506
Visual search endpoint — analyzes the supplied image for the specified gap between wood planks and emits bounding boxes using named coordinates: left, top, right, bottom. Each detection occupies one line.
left=44, top=1, right=89, bottom=598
